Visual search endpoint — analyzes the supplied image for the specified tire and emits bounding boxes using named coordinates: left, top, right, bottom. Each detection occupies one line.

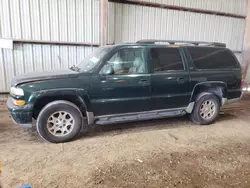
left=36, top=100, right=83, bottom=143
left=190, top=93, right=220, bottom=125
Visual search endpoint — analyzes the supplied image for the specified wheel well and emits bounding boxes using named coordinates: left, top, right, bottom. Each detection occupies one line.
left=191, top=85, right=226, bottom=104
left=33, top=95, right=86, bottom=119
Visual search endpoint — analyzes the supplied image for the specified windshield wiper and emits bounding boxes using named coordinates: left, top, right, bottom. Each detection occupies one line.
left=69, top=65, right=80, bottom=72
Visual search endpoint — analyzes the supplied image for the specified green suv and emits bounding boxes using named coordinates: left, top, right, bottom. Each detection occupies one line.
left=7, top=40, right=243, bottom=143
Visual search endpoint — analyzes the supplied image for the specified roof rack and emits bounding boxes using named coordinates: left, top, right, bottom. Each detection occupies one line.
left=136, top=39, right=226, bottom=47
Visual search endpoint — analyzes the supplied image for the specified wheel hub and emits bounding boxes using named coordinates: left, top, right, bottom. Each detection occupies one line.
left=46, top=111, right=75, bottom=137
left=199, top=100, right=216, bottom=120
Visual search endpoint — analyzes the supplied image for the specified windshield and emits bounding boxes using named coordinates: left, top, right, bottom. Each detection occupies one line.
left=75, top=46, right=111, bottom=72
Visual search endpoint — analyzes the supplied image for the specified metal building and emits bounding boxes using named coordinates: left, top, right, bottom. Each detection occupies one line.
left=0, top=0, right=249, bottom=99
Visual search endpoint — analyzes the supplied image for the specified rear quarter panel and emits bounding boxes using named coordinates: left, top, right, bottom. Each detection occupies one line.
left=189, top=69, right=242, bottom=99
left=183, top=47, right=242, bottom=100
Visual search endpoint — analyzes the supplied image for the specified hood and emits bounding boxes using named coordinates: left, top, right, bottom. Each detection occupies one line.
left=11, top=68, right=79, bottom=86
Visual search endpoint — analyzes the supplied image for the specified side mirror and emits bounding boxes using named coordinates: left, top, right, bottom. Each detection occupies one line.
left=101, top=64, right=114, bottom=75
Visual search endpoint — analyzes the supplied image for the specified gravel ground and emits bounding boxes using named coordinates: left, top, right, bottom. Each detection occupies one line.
left=0, top=95, right=250, bottom=188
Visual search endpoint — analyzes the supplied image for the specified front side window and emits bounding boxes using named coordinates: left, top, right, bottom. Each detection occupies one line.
left=100, top=48, right=146, bottom=75
left=187, top=47, right=239, bottom=69
left=149, top=48, right=184, bottom=73
left=76, top=46, right=112, bottom=72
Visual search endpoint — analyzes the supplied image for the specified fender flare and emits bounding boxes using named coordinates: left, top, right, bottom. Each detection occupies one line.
left=186, top=81, right=228, bottom=113
left=190, top=81, right=228, bottom=103
left=28, top=88, right=94, bottom=125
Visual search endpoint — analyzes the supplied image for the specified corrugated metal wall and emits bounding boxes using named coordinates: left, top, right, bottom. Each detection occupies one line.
left=113, top=2, right=246, bottom=63
left=0, top=0, right=248, bottom=97
left=137, top=0, right=248, bottom=16
left=0, top=0, right=100, bottom=42
left=0, top=0, right=100, bottom=94
left=0, top=45, right=95, bottom=93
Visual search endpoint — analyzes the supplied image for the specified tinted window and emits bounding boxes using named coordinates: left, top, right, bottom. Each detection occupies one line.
left=187, top=47, right=239, bottom=69
left=77, top=46, right=111, bottom=72
left=149, top=48, right=184, bottom=72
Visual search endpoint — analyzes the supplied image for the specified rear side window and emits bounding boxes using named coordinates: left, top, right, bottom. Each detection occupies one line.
left=149, top=48, right=184, bottom=72
left=187, top=47, right=239, bottom=69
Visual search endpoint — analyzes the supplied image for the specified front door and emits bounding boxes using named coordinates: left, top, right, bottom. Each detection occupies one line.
left=91, top=47, right=151, bottom=116
left=148, top=47, right=191, bottom=110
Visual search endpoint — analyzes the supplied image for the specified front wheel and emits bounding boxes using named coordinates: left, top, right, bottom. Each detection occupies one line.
left=190, top=93, right=220, bottom=125
left=36, top=100, right=83, bottom=143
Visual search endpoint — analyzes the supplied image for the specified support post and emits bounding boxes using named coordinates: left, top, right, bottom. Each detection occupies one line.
left=100, top=0, right=108, bottom=46
left=243, top=0, right=250, bottom=80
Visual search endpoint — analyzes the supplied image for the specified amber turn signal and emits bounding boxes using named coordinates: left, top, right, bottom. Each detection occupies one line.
left=13, top=99, right=26, bottom=106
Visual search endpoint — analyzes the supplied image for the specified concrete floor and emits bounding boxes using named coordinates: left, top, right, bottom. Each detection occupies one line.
left=0, top=95, right=250, bottom=188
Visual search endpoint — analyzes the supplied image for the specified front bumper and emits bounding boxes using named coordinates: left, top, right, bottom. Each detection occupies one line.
left=7, top=97, right=33, bottom=128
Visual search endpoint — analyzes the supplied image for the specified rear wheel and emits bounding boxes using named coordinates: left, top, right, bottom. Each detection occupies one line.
left=36, top=100, right=83, bottom=143
left=190, top=93, right=220, bottom=125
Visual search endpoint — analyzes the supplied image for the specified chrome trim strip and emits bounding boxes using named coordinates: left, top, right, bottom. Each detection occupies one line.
left=95, top=107, right=186, bottom=119
left=226, top=97, right=241, bottom=104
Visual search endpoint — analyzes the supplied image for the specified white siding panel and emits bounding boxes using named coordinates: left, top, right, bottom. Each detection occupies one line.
left=0, top=94, right=8, bottom=101
left=33, top=45, right=43, bottom=71
left=58, top=0, right=68, bottom=41
left=84, top=0, right=92, bottom=43
left=93, top=0, right=100, bottom=43
left=22, top=44, right=34, bottom=73
left=114, top=3, right=123, bottom=43
left=76, top=47, right=86, bottom=65
left=68, top=46, right=77, bottom=67
left=40, top=0, right=51, bottom=40
left=49, top=0, right=60, bottom=41
left=114, top=4, right=245, bottom=52
left=67, top=0, right=76, bottom=42
left=30, top=0, right=41, bottom=40
left=0, top=44, right=96, bottom=92
left=76, top=0, right=85, bottom=42
left=246, top=65, right=250, bottom=83
left=0, top=49, right=7, bottom=91
left=10, top=0, right=22, bottom=39
left=0, top=0, right=12, bottom=38
left=108, top=2, right=115, bottom=43
left=20, top=0, right=32, bottom=39
left=59, top=46, right=69, bottom=68
left=13, top=44, right=25, bottom=76
left=0, top=0, right=99, bottom=43
left=51, top=46, right=61, bottom=69
left=139, top=0, right=248, bottom=16
left=42, top=45, right=52, bottom=71
left=2, top=49, right=15, bottom=91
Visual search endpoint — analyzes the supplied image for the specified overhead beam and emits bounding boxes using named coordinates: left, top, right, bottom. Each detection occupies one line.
left=0, top=38, right=114, bottom=47
left=13, top=39, right=99, bottom=47
left=100, top=0, right=108, bottom=46
left=109, top=0, right=246, bottom=19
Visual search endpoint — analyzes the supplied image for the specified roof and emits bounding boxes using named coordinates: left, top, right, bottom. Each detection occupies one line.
left=136, top=39, right=226, bottom=47
left=106, top=39, right=226, bottom=48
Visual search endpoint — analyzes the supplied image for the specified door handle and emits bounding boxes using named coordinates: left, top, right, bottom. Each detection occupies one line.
left=177, top=77, right=185, bottom=82
left=139, top=79, right=150, bottom=84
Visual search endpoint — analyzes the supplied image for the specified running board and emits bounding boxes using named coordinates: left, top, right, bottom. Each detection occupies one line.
left=95, top=109, right=186, bottom=125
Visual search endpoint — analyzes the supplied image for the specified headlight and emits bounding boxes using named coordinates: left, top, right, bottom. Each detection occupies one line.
left=10, top=87, right=24, bottom=96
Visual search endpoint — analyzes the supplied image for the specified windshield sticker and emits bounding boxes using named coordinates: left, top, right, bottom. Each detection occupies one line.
left=90, top=57, right=99, bottom=63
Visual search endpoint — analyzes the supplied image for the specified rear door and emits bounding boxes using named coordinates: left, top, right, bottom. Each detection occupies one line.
left=148, top=47, right=191, bottom=110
